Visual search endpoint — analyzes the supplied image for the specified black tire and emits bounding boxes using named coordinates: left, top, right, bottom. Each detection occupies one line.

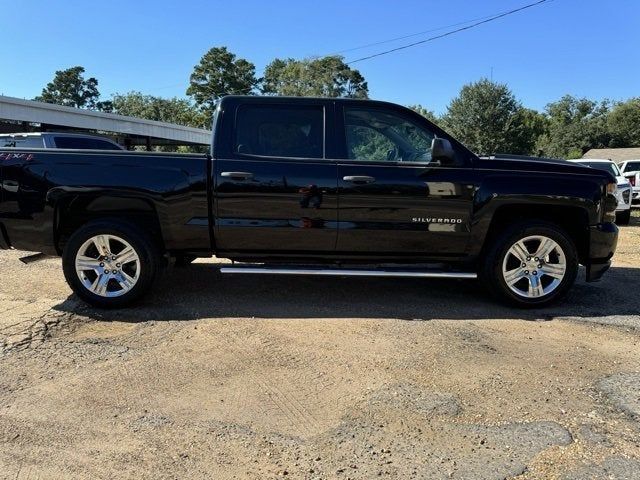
left=480, top=221, right=578, bottom=308
left=616, top=210, right=631, bottom=225
left=62, top=220, right=162, bottom=308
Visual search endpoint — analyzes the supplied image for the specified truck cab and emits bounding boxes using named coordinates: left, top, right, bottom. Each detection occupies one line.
left=212, top=96, right=475, bottom=260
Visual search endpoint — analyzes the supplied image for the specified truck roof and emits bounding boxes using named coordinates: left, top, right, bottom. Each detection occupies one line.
left=218, top=95, right=411, bottom=110
left=221, top=95, right=376, bottom=102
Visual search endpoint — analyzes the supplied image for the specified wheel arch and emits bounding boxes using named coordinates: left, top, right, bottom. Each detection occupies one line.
left=479, top=204, right=591, bottom=265
left=53, top=193, right=165, bottom=254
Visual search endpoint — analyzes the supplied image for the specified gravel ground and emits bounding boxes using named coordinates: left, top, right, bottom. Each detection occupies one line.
left=0, top=214, right=639, bottom=479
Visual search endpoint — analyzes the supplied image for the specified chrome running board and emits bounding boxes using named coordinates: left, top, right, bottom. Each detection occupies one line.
left=220, top=266, right=477, bottom=279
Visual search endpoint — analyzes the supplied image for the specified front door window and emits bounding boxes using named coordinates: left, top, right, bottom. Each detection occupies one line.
left=344, top=108, right=436, bottom=164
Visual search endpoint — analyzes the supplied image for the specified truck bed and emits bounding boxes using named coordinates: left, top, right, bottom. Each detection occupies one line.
left=0, top=149, right=211, bottom=254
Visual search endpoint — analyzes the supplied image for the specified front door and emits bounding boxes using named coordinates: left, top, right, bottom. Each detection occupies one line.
left=214, top=101, right=338, bottom=254
left=336, top=104, right=476, bottom=257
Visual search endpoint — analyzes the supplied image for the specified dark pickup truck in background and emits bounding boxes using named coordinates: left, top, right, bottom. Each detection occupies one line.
left=0, top=96, right=619, bottom=308
left=0, top=132, right=124, bottom=150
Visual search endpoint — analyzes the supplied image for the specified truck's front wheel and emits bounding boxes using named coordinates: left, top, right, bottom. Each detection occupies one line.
left=62, top=220, right=161, bottom=308
left=481, top=222, right=578, bottom=308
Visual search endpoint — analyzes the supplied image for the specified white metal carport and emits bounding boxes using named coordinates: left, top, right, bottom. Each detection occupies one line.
left=0, top=95, right=210, bottom=148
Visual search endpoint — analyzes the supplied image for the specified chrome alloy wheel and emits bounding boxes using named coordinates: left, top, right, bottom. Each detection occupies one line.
left=501, top=235, right=567, bottom=299
left=75, top=234, right=141, bottom=298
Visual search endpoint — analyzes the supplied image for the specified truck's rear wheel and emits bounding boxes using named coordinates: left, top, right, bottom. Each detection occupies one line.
left=62, top=220, right=161, bottom=308
left=481, top=221, right=578, bottom=308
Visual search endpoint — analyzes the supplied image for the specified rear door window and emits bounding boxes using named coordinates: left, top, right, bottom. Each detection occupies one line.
left=234, top=105, right=324, bottom=159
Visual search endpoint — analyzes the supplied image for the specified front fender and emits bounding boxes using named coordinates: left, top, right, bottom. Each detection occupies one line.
left=467, top=172, right=603, bottom=256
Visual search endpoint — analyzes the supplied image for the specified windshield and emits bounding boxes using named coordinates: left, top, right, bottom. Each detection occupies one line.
left=580, top=162, right=621, bottom=176
left=622, top=161, right=640, bottom=172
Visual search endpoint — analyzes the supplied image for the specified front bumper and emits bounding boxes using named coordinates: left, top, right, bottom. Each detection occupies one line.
left=632, top=188, right=640, bottom=204
left=585, top=222, right=618, bottom=282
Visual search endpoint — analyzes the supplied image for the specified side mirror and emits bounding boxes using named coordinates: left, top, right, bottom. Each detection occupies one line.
left=431, top=138, right=455, bottom=165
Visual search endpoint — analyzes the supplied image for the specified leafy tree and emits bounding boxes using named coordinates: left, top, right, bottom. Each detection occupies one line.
left=110, top=91, right=206, bottom=128
left=517, top=107, right=549, bottom=156
left=96, top=100, right=114, bottom=113
left=262, top=55, right=368, bottom=98
left=35, top=66, right=101, bottom=109
left=408, top=104, right=439, bottom=124
left=607, top=98, right=640, bottom=148
left=537, top=95, right=610, bottom=158
left=187, top=46, right=258, bottom=120
left=441, top=78, right=536, bottom=155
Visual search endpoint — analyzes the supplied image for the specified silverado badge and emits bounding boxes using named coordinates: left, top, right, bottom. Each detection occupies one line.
left=412, top=217, right=464, bottom=224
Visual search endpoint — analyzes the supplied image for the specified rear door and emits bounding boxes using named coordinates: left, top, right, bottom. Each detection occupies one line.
left=335, top=103, right=477, bottom=257
left=213, top=99, right=338, bottom=253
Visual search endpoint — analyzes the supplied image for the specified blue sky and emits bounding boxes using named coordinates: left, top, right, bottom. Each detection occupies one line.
left=1, top=0, right=638, bottom=114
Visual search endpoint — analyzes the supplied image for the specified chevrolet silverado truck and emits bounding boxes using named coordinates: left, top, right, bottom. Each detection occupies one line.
left=0, top=96, right=619, bottom=308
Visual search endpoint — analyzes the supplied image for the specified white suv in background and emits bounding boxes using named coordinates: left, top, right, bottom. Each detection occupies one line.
left=570, top=159, right=632, bottom=225
left=619, top=160, right=640, bottom=206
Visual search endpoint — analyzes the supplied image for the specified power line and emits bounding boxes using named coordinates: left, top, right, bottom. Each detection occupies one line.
left=333, top=9, right=527, bottom=56
left=346, top=0, right=553, bottom=65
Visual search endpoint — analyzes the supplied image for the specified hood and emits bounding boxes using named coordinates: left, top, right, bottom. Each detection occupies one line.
left=478, top=154, right=616, bottom=182
left=616, top=175, right=630, bottom=186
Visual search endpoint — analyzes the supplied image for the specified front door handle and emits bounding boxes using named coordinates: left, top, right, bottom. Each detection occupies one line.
left=221, top=171, right=254, bottom=181
left=343, top=175, right=376, bottom=184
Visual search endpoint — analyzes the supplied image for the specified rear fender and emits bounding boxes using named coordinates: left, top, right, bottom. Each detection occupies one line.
left=51, top=190, right=164, bottom=254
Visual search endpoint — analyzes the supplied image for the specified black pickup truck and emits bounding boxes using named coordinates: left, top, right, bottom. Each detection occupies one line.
left=0, top=96, right=619, bottom=308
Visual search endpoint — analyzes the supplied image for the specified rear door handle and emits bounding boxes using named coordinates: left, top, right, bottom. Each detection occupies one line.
left=343, top=175, right=376, bottom=184
left=221, top=171, right=254, bottom=181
